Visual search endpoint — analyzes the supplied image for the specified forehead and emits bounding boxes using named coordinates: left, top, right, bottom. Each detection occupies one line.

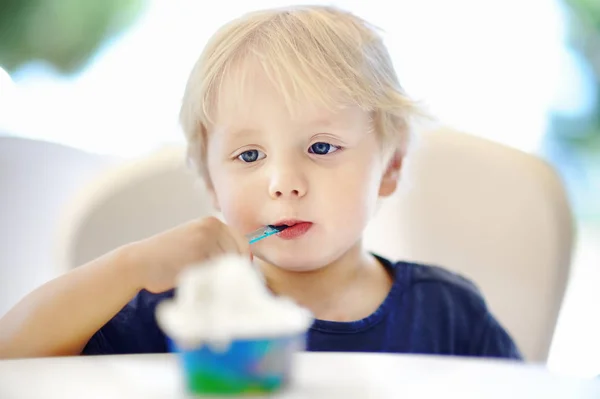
left=211, top=56, right=365, bottom=131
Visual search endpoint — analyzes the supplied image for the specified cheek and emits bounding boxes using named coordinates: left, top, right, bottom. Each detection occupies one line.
left=320, top=155, right=383, bottom=227
left=210, top=168, right=259, bottom=229
left=206, top=139, right=262, bottom=230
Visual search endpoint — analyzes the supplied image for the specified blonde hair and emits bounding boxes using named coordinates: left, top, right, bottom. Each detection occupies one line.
left=180, top=5, right=422, bottom=178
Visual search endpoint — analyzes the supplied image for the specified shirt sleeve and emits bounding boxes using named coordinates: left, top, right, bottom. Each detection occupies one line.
left=82, top=290, right=172, bottom=355
left=472, top=310, right=523, bottom=360
left=407, top=263, right=524, bottom=360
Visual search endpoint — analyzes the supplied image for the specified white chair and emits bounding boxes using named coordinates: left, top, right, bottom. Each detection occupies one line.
left=0, top=136, right=117, bottom=317
left=56, top=128, right=573, bottom=362
left=364, top=127, right=573, bottom=362
left=56, top=146, right=213, bottom=271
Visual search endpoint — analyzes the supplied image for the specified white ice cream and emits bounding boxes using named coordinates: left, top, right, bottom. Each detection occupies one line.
left=156, top=254, right=313, bottom=349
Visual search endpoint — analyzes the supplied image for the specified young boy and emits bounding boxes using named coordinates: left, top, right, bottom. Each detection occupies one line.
left=0, top=5, right=521, bottom=359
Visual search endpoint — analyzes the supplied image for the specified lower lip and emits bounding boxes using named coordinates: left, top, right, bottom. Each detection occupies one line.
left=276, top=222, right=313, bottom=240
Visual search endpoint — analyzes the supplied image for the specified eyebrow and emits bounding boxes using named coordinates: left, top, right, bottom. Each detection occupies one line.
left=222, top=127, right=261, bottom=138
left=219, top=115, right=346, bottom=138
left=223, top=121, right=335, bottom=136
left=304, top=117, right=335, bottom=127
left=306, top=119, right=356, bottom=134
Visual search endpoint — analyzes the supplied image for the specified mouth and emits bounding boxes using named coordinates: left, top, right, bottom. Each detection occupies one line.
left=271, top=219, right=306, bottom=228
left=269, top=219, right=313, bottom=240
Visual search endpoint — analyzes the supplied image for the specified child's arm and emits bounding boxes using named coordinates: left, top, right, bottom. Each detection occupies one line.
left=0, top=217, right=250, bottom=359
left=0, top=248, right=141, bottom=358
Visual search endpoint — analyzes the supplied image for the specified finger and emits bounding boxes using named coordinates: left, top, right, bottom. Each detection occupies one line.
left=229, top=227, right=251, bottom=258
left=219, top=223, right=251, bottom=258
left=214, top=221, right=245, bottom=255
left=195, top=217, right=230, bottom=260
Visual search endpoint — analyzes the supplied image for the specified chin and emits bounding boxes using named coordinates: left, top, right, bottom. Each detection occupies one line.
left=257, top=248, right=341, bottom=272
left=276, top=261, right=326, bottom=273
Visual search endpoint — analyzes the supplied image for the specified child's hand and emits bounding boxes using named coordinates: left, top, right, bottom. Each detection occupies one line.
left=128, top=217, right=250, bottom=293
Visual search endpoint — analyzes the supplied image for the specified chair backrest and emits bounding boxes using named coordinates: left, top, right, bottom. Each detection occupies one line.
left=57, top=128, right=573, bottom=362
left=0, top=136, right=116, bottom=316
left=56, top=146, right=213, bottom=271
left=364, top=128, right=573, bottom=362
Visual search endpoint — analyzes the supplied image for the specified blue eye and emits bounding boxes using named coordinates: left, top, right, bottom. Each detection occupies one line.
left=238, top=150, right=264, bottom=163
left=309, top=142, right=340, bottom=155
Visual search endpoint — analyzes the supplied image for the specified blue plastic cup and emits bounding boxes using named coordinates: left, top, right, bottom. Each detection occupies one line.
left=169, top=333, right=306, bottom=395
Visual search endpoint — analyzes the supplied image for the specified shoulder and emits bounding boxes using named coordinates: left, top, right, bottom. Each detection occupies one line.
left=388, top=258, right=487, bottom=314
left=130, top=289, right=174, bottom=311
left=405, top=261, right=482, bottom=296
left=82, top=290, right=174, bottom=355
left=109, top=289, right=174, bottom=328
left=381, top=257, right=522, bottom=359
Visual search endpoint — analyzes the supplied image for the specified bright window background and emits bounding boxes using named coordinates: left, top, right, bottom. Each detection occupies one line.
left=1, top=0, right=598, bottom=377
left=1, top=0, right=579, bottom=157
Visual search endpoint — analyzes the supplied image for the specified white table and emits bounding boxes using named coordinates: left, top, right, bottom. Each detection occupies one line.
left=0, top=352, right=598, bottom=398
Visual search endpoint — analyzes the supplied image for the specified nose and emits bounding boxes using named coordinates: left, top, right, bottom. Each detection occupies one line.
left=268, top=158, right=308, bottom=200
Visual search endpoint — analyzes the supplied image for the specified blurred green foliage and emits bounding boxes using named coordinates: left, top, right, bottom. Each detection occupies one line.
left=0, top=0, right=146, bottom=74
left=557, top=0, right=600, bottom=155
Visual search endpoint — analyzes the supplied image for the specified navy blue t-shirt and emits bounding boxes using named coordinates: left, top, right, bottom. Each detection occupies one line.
left=83, top=255, right=522, bottom=359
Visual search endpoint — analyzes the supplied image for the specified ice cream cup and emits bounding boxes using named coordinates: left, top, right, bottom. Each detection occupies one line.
left=157, top=255, right=312, bottom=396
left=169, top=332, right=306, bottom=396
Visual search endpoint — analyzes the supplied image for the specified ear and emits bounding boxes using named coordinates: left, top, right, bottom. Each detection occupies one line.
left=378, top=150, right=403, bottom=197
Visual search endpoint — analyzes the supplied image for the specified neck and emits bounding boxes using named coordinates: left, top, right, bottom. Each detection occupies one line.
left=256, top=241, right=382, bottom=317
